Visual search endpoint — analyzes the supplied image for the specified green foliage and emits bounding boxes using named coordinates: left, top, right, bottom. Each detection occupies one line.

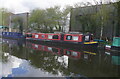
left=12, top=16, right=23, bottom=33
left=116, top=1, right=120, bottom=36
left=29, top=9, right=44, bottom=28
left=91, top=4, right=111, bottom=39
left=29, top=6, right=72, bottom=33
left=94, top=5, right=110, bottom=25
left=0, top=8, right=10, bottom=26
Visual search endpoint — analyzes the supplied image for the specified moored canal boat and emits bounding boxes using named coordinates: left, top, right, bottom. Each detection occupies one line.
left=2, top=32, right=25, bottom=40
left=106, top=37, right=120, bottom=51
left=25, top=32, right=98, bottom=48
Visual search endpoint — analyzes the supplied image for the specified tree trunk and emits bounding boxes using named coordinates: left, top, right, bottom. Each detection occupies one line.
left=100, top=16, right=104, bottom=40
left=100, top=25, right=103, bottom=40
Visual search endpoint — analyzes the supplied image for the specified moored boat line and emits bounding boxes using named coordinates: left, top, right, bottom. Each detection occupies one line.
left=25, top=32, right=98, bottom=46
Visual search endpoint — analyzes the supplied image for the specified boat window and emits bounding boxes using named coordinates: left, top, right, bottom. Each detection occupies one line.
left=66, top=51, right=71, bottom=55
left=53, top=35, right=59, bottom=39
left=71, top=52, right=78, bottom=56
left=35, top=35, right=38, bottom=38
left=42, top=46, right=44, bottom=50
left=48, top=47, right=52, bottom=51
left=73, top=36, right=78, bottom=41
left=85, top=35, right=89, bottom=41
left=52, top=48, right=58, bottom=53
left=35, top=44, right=38, bottom=48
left=42, top=35, right=45, bottom=38
left=66, top=35, right=72, bottom=40
left=48, top=35, right=53, bottom=39
left=29, top=34, right=32, bottom=37
left=26, top=34, right=32, bottom=37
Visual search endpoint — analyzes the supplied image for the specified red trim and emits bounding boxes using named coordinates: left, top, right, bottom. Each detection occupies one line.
left=26, top=33, right=32, bottom=39
left=46, top=46, right=61, bottom=55
left=31, top=43, right=61, bottom=55
left=64, top=34, right=83, bottom=42
left=46, top=34, right=61, bottom=41
left=32, top=33, right=61, bottom=40
left=32, top=33, right=47, bottom=39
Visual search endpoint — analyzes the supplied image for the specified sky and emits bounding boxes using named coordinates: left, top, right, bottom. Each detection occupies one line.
left=0, top=0, right=116, bottom=14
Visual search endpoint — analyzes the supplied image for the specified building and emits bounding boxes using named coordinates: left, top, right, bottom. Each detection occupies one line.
left=70, top=1, right=120, bottom=40
left=9, top=12, right=29, bottom=33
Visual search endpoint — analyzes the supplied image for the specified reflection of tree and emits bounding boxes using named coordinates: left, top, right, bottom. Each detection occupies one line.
left=3, top=42, right=70, bottom=76
left=2, top=43, right=9, bottom=53
left=28, top=49, right=70, bottom=76
left=2, top=43, right=9, bottom=63
left=68, top=52, right=119, bottom=77
left=11, top=45, right=28, bottom=59
left=2, top=54, right=8, bottom=63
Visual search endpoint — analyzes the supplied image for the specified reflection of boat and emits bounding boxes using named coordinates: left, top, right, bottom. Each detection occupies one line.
left=83, top=51, right=96, bottom=55
left=32, top=43, right=62, bottom=55
left=26, top=41, right=97, bottom=59
left=105, top=51, right=120, bottom=65
left=2, top=38, right=119, bottom=77
left=2, top=38, right=25, bottom=46
left=64, top=49, right=81, bottom=59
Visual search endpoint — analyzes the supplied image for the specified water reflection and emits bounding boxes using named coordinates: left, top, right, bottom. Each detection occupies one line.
left=1, top=38, right=120, bottom=77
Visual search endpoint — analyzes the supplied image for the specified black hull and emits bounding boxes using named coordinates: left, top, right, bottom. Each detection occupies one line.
left=111, top=46, right=120, bottom=51
left=2, top=36, right=25, bottom=41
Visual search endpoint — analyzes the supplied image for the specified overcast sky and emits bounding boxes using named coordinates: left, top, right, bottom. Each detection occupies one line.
left=0, top=0, right=115, bottom=14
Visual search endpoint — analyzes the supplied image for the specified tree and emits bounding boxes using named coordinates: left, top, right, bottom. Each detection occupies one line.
left=29, top=5, right=74, bottom=33
left=112, top=1, right=120, bottom=36
left=73, top=2, right=95, bottom=33
left=29, top=6, right=63, bottom=33
left=62, top=5, right=73, bottom=32
left=12, top=16, right=23, bottom=33
left=45, top=6, right=63, bottom=32
left=93, top=0, right=112, bottom=39
left=29, top=9, right=46, bottom=32
left=0, top=8, right=11, bottom=27
left=116, top=1, right=120, bottom=36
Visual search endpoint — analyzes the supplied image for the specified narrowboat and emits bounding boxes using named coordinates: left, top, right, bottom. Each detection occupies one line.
left=2, top=32, right=25, bottom=40
left=106, top=37, right=120, bottom=51
left=25, top=32, right=98, bottom=48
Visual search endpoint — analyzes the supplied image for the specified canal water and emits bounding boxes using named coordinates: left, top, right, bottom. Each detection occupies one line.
left=0, top=38, right=120, bottom=78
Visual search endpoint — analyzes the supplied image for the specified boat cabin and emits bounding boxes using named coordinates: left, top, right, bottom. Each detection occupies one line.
left=112, top=37, right=120, bottom=47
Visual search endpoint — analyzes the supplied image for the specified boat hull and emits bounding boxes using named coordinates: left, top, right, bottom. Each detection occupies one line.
left=105, top=45, right=120, bottom=52
left=1, top=32, right=25, bottom=40
left=26, top=38, right=98, bottom=50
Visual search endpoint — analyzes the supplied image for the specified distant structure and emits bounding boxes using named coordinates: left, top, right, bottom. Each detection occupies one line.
left=70, top=1, right=120, bottom=40
left=9, top=12, right=29, bottom=33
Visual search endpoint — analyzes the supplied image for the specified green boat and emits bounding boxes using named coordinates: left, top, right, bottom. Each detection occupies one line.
left=106, top=37, right=120, bottom=51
